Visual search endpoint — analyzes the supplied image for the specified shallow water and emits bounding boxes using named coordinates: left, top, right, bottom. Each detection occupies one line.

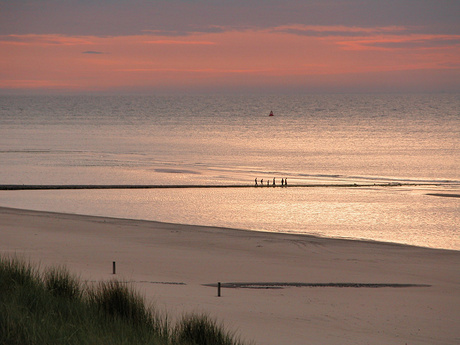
left=1, top=184, right=458, bottom=250
left=0, top=94, right=459, bottom=249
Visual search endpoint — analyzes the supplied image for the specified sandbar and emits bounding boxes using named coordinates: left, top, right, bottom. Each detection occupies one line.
left=1, top=206, right=459, bottom=345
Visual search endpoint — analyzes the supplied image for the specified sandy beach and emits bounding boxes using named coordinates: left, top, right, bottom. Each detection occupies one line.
left=1, top=206, right=459, bottom=345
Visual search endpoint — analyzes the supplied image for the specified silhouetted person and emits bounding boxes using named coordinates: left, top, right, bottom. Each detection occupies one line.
left=261, top=178, right=263, bottom=185
left=281, top=178, right=284, bottom=186
left=255, top=178, right=258, bottom=186
left=284, top=178, right=287, bottom=186
left=273, top=177, right=276, bottom=186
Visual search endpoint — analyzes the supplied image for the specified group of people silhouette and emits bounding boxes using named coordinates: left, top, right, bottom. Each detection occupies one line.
left=254, top=177, right=287, bottom=187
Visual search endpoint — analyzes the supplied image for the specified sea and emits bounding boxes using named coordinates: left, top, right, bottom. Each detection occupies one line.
left=0, top=94, right=459, bottom=250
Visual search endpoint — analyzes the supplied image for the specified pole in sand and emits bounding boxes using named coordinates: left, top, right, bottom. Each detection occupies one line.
left=113, top=261, right=116, bottom=274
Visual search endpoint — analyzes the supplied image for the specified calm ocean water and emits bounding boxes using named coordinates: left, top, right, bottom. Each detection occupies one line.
left=0, top=94, right=459, bottom=249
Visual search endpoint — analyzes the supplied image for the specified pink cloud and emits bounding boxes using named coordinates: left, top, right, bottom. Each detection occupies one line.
left=145, top=40, right=216, bottom=45
left=273, top=25, right=409, bottom=37
left=341, top=35, right=460, bottom=51
left=116, top=68, right=272, bottom=74
left=0, top=79, right=79, bottom=90
left=0, top=34, right=95, bottom=46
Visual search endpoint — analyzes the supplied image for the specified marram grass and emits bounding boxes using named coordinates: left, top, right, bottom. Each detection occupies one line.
left=174, top=314, right=247, bottom=345
left=0, top=256, right=251, bottom=345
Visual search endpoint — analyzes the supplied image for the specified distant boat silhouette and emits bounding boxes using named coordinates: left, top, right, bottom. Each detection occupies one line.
left=269, top=110, right=274, bottom=116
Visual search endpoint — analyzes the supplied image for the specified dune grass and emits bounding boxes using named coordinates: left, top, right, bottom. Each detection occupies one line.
left=0, top=256, right=249, bottom=345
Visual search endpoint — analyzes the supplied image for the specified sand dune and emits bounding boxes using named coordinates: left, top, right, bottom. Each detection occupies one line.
left=1, top=206, right=459, bottom=345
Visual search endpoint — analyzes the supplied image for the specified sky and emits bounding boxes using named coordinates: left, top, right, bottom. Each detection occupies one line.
left=1, top=0, right=459, bottom=94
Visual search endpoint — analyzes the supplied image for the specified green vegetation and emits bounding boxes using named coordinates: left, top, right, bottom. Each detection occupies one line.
left=0, top=256, right=249, bottom=345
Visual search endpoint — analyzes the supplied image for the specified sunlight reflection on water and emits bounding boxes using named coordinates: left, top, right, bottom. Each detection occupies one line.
left=1, top=185, right=458, bottom=250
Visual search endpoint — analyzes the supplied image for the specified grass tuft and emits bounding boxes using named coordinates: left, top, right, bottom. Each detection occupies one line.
left=175, top=314, right=246, bottom=345
left=44, top=265, right=82, bottom=299
left=0, top=256, right=39, bottom=291
left=90, top=280, right=152, bottom=326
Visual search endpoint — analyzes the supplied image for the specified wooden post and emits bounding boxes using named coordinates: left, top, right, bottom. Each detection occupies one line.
left=113, top=261, right=116, bottom=274
left=218, top=282, right=221, bottom=297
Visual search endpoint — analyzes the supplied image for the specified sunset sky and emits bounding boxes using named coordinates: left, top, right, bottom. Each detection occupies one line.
left=1, top=0, right=459, bottom=94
